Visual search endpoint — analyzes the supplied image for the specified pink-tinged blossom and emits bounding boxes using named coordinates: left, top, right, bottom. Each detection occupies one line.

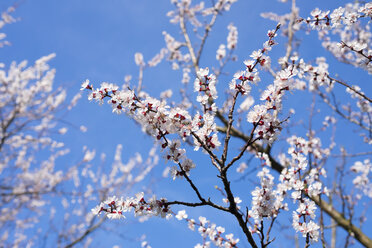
left=292, top=213, right=320, bottom=242
left=330, top=7, right=344, bottom=28
left=229, top=70, right=256, bottom=95
left=92, top=193, right=171, bottom=220
left=216, top=44, right=226, bottom=60
left=82, top=80, right=210, bottom=177
left=247, top=136, right=328, bottom=243
left=247, top=105, right=267, bottom=123
left=194, top=68, right=218, bottom=105
left=188, top=218, right=196, bottom=231
left=250, top=179, right=276, bottom=223
left=192, top=113, right=221, bottom=151
left=80, top=79, right=91, bottom=90
left=256, top=152, right=272, bottom=167
left=359, top=3, right=372, bottom=17
left=175, top=210, right=188, bottom=220
left=250, top=50, right=262, bottom=60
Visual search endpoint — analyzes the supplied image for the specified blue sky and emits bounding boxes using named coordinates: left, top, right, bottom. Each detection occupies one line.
left=1, top=0, right=371, bottom=247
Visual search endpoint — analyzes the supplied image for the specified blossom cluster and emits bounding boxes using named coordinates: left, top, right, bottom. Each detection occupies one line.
left=194, top=67, right=218, bottom=107
left=92, top=193, right=170, bottom=220
left=166, top=140, right=196, bottom=179
left=0, top=46, right=161, bottom=246
left=175, top=211, right=240, bottom=248
left=280, top=137, right=329, bottom=242
left=303, top=3, right=372, bottom=74
left=275, top=51, right=371, bottom=145
left=225, top=25, right=289, bottom=143
left=249, top=136, right=329, bottom=243
left=81, top=75, right=221, bottom=177
left=303, top=2, right=372, bottom=30
left=249, top=167, right=285, bottom=227
left=82, top=0, right=372, bottom=247
left=291, top=199, right=320, bottom=242
left=284, top=54, right=372, bottom=143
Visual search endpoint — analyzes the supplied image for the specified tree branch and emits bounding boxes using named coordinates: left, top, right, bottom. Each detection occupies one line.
left=217, top=120, right=372, bottom=247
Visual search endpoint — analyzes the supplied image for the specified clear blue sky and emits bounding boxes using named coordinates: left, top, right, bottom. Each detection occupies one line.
left=1, top=0, right=371, bottom=247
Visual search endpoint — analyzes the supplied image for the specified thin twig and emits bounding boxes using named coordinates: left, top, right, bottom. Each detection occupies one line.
left=221, top=91, right=240, bottom=165
left=328, top=75, right=372, bottom=103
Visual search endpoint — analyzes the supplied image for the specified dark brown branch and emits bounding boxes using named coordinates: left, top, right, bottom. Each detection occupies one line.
left=328, top=75, right=372, bottom=103
left=166, top=200, right=229, bottom=212
left=175, top=162, right=228, bottom=212
left=217, top=121, right=372, bottom=247
left=220, top=169, right=258, bottom=248
left=191, top=131, right=222, bottom=167
left=224, top=125, right=259, bottom=172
